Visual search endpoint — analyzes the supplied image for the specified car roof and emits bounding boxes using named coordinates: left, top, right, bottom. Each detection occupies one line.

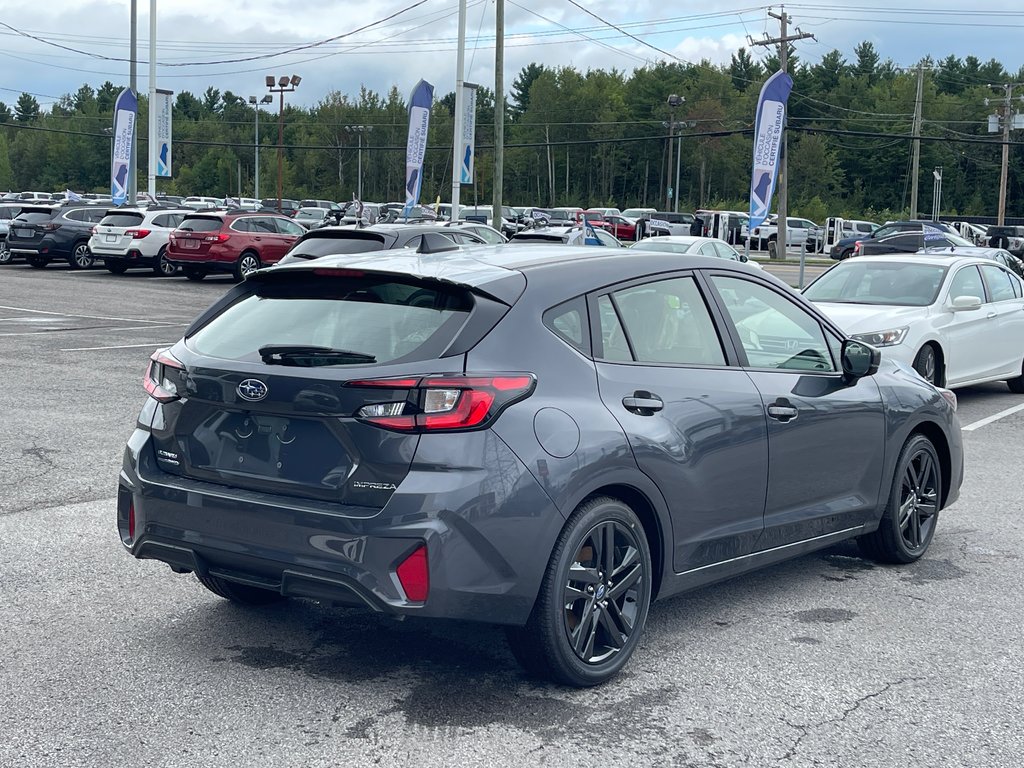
left=848, top=253, right=998, bottom=267
left=636, top=235, right=718, bottom=246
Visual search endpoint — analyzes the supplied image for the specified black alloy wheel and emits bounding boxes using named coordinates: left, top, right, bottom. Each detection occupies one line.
left=68, top=241, right=95, bottom=270
left=506, top=496, right=652, bottom=686
left=913, top=345, right=939, bottom=385
left=0, top=237, right=11, bottom=264
left=859, top=434, right=941, bottom=564
left=154, top=247, right=176, bottom=276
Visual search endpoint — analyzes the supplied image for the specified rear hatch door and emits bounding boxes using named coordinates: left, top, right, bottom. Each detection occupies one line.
left=8, top=208, right=55, bottom=249
left=150, top=268, right=516, bottom=508
left=93, top=211, right=145, bottom=253
left=171, top=214, right=223, bottom=255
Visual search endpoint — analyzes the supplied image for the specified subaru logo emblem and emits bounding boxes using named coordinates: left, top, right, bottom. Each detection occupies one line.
left=237, top=379, right=269, bottom=402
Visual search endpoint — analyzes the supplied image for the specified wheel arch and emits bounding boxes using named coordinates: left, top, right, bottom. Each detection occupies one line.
left=577, top=483, right=668, bottom=601
left=908, top=421, right=953, bottom=509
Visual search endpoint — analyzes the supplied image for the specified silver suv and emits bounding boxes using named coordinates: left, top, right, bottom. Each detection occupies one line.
left=89, top=207, right=191, bottom=275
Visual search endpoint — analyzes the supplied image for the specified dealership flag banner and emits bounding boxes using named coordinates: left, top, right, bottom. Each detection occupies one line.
left=459, top=83, right=478, bottom=184
left=748, top=70, right=793, bottom=231
left=110, top=88, right=137, bottom=205
left=403, top=79, right=435, bottom=218
left=154, top=88, right=173, bottom=177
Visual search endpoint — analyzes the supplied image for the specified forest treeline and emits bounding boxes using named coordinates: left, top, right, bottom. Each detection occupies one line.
left=1, top=41, right=1022, bottom=220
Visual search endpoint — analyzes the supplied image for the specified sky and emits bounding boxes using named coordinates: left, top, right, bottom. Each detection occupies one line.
left=1, top=0, right=1023, bottom=111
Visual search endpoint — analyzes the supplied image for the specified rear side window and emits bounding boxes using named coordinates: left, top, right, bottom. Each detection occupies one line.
left=179, top=217, right=222, bottom=233
left=100, top=213, right=145, bottom=227
left=543, top=297, right=589, bottom=353
left=188, top=275, right=473, bottom=365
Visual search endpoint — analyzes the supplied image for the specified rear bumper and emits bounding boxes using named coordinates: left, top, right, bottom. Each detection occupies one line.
left=166, top=248, right=236, bottom=273
left=118, top=426, right=562, bottom=625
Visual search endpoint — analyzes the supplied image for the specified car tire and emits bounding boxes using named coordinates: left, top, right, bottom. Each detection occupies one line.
left=195, top=573, right=285, bottom=606
left=182, top=267, right=206, bottom=281
left=27, top=256, right=48, bottom=269
left=0, top=237, right=11, bottom=265
left=234, top=251, right=261, bottom=281
left=858, top=434, right=942, bottom=564
left=505, top=496, right=652, bottom=687
left=153, top=247, right=176, bottom=276
left=912, top=344, right=941, bottom=386
left=68, top=241, right=95, bottom=270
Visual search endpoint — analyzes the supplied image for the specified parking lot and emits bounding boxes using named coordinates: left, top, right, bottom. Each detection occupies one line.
left=2, top=263, right=1023, bottom=767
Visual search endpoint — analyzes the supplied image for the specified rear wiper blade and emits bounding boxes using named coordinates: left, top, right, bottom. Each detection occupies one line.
left=258, top=344, right=376, bottom=365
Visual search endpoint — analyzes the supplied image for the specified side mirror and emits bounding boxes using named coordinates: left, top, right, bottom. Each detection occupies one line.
left=739, top=253, right=749, bottom=263
left=950, top=295, right=982, bottom=312
left=841, top=339, right=880, bottom=380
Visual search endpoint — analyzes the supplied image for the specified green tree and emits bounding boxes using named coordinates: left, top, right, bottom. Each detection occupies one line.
left=15, top=93, right=40, bottom=123
left=510, top=63, right=546, bottom=119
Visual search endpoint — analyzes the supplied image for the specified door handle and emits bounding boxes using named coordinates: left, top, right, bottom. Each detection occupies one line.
left=986, top=312, right=997, bottom=320
left=767, top=398, right=799, bottom=423
left=622, top=391, right=663, bottom=414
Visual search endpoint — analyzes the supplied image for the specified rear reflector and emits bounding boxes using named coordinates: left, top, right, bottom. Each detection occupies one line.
left=128, top=502, right=136, bottom=540
left=395, top=544, right=429, bottom=602
left=350, top=374, right=535, bottom=432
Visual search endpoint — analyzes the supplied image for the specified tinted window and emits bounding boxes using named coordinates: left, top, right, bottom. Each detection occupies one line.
left=276, top=218, right=304, bottom=237
left=713, top=276, right=834, bottom=372
left=597, top=294, right=631, bottom=362
left=610, top=277, right=725, bottom=366
left=289, top=235, right=387, bottom=258
left=543, top=297, right=588, bottom=353
left=805, top=262, right=947, bottom=307
left=14, top=212, right=54, bottom=224
left=231, top=218, right=253, bottom=232
left=697, top=243, right=717, bottom=257
left=178, top=217, right=223, bottom=233
left=188, top=275, right=472, bottom=365
left=947, top=266, right=984, bottom=302
left=980, top=264, right=1016, bottom=303
left=99, top=213, right=145, bottom=228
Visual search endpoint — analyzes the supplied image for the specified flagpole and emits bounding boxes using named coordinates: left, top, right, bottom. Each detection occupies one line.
left=147, top=0, right=157, bottom=200
left=450, top=0, right=467, bottom=222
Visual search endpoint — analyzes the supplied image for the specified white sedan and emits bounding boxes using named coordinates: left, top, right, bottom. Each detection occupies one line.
left=629, top=235, right=763, bottom=269
left=803, top=254, right=1024, bottom=390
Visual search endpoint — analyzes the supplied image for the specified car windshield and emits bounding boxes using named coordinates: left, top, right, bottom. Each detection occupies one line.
left=804, top=261, right=948, bottom=306
left=297, top=208, right=325, bottom=216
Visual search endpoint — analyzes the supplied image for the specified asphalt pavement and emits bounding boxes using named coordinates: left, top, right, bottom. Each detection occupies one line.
left=2, top=263, right=1022, bottom=768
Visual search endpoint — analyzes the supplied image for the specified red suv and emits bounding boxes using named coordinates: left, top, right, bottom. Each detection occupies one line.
left=167, top=211, right=305, bottom=280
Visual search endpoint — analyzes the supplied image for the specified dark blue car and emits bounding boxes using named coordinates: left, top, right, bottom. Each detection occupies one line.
left=118, top=245, right=964, bottom=686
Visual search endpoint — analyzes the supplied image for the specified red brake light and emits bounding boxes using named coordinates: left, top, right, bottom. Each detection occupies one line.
left=143, top=348, right=185, bottom=402
left=127, top=228, right=152, bottom=239
left=854, top=240, right=862, bottom=254
left=349, top=374, right=535, bottom=432
left=395, top=544, right=429, bottom=602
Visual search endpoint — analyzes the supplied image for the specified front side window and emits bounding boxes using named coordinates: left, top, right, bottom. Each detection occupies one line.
left=600, top=277, right=725, bottom=366
left=712, top=276, right=835, bottom=372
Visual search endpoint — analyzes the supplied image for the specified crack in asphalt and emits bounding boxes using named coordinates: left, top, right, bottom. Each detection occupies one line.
left=778, top=676, right=924, bottom=762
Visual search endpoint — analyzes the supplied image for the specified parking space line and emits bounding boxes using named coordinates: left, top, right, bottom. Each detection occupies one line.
left=0, top=304, right=190, bottom=325
left=60, top=342, right=176, bottom=352
left=0, top=323, right=188, bottom=337
left=961, top=402, right=1024, bottom=432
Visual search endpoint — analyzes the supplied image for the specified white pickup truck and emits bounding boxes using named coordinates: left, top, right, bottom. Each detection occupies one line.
left=749, top=216, right=818, bottom=251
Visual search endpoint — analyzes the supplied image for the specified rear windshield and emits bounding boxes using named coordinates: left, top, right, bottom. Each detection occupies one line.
left=178, top=217, right=222, bottom=232
left=188, top=274, right=473, bottom=365
left=289, top=235, right=387, bottom=258
left=100, top=213, right=145, bottom=227
left=14, top=212, right=54, bottom=224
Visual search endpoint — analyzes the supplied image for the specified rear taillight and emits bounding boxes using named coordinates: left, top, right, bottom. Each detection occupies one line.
left=41, top=222, right=59, bottom=232
left=126, top=228, right=151, bottom=239
left=349, top=374, right=535, bottom=432
left=144, top=348, right=185, bottom=403
left=854, top=240, right=862, bottom=254
left=90, top=226, right=98, bottom=235
left=395, top=544, right=429, bottom=602
left=203, top=233, right=230, bottom=243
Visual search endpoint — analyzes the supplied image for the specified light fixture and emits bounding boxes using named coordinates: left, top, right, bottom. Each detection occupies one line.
left=265, top=75, right=275, bottom=88
left=248, top=95, right=257, bottom=104
left=261, top=95, right=273, bottom=104
left=278, top=75, right=290, bottom=87
left=290, top=75, right=302, bottom=86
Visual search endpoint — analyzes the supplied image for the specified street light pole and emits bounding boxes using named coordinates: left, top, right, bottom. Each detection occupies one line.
left=248, top=95, right=272, bottom=199
left=265, top=74, right=301, bottom=213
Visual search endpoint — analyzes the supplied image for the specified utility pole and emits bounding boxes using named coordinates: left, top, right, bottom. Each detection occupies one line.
left=665, top=94, right=682, bottom=212
left=751, top=7, right=813, bottom=260
left=492, top=0, right=504, bottom=233
left=129, top=0, right=138, bottom=205
left=910, top=64, right=924, bottom=219
left=987, top=82, right=1024, bottom=225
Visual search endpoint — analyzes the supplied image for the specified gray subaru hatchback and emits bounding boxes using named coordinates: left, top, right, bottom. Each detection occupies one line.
left=119, top=245, right=963, bottom=686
